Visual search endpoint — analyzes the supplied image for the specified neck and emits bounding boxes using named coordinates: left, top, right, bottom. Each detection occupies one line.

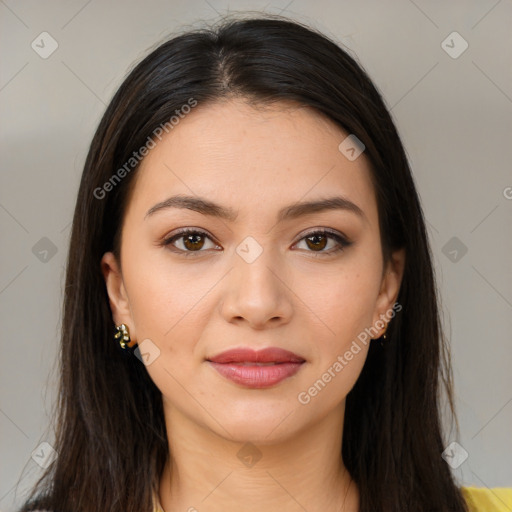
left=158, top=401, right=359, bottom=512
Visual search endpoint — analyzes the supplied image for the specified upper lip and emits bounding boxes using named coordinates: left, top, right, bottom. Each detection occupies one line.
left=207, top=347, right=305, bottom=364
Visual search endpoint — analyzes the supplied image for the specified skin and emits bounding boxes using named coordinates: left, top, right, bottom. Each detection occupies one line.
left=102, top=98, right=405, bottom=512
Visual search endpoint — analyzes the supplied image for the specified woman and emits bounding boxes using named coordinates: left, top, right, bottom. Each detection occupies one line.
left=18, top=14, right=512, bottom=512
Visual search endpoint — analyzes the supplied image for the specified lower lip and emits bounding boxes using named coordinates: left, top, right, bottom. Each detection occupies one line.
left=208, top=361, right=304, bottom=388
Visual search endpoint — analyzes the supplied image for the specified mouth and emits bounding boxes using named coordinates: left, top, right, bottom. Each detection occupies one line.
left=222, top=361, right=283, bottom=366
left=206, top=347, right=305, bottom=388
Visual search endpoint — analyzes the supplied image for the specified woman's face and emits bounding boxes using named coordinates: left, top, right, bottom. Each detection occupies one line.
left=102, top=99, right=404, bottom=443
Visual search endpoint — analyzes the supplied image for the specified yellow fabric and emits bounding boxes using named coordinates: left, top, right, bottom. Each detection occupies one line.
left=461, top=486, right=512, bottom=511
left=153, top=486, right=512, bottom=511
left=153, top=494, right=164, bottom=512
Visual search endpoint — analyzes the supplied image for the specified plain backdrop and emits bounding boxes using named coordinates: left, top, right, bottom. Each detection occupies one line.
left=1, top=1, right=511, bottom=510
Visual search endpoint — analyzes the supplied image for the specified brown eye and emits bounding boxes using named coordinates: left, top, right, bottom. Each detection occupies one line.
left=304, top=233, right=328, bottom=251
left=163, top=229, right=219, bottom=255
left=182, top=232, right=206, bottom=251
left=162, top=228, right=351, bottom=258
left=294, top=229, right=351, bottom=256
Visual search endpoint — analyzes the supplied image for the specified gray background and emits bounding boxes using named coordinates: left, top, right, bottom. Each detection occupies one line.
left=1, top=0, right=511, bottom=510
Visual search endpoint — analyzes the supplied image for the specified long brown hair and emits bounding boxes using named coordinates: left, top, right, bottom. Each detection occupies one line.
left=18, top=13, right=468, bottom=512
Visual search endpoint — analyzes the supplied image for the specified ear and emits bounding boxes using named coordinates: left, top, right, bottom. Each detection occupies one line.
left=101, top=251, right=137, bottom=341
left=372, top=247, right=406, bottom=336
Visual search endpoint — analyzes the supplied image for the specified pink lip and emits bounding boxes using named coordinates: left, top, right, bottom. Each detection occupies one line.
left=207, top=347, right=305, bottom=389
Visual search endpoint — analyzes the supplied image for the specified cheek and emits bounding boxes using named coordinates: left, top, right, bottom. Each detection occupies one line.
left=307, top=262, right=382, bottom=348
left=295, top=271, right=375, bottom=411
left=123, top=246, right=208, bottom=336
left=124, top=252, right=209, bottom=398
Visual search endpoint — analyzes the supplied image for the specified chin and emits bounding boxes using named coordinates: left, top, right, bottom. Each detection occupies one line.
left=205, top=402, right=306, bottom=445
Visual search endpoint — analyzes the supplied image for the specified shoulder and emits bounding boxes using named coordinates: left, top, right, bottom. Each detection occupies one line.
left=461, top=486, right=512, bottom=512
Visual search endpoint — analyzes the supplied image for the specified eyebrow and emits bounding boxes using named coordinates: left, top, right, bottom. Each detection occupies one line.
left=144, top=194, right=366, bottom=223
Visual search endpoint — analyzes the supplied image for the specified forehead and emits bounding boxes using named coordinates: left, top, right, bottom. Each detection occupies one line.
left=125, top=99, right=377, bottom=225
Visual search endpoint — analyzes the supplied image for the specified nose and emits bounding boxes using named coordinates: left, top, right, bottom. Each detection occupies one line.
left=219, top=242, right=293, bottom=329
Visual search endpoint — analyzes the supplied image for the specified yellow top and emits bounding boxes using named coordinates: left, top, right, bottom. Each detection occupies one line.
left=461, top=486, right=512, bottom=511
left=153, top=486, right=512, bottom=511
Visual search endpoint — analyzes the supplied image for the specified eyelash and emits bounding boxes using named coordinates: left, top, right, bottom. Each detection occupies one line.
left=161, top=228, right=352, bottom=258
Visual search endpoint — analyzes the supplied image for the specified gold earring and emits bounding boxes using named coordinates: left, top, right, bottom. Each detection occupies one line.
left=379, top=324, right=388, bottom=346
left=370, top=324, right=389, bottom=347
left=114, top=323, right=137, bottom=349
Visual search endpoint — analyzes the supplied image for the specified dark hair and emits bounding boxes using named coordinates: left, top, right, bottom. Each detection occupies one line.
left=18, top=13, right=468, bottom=512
